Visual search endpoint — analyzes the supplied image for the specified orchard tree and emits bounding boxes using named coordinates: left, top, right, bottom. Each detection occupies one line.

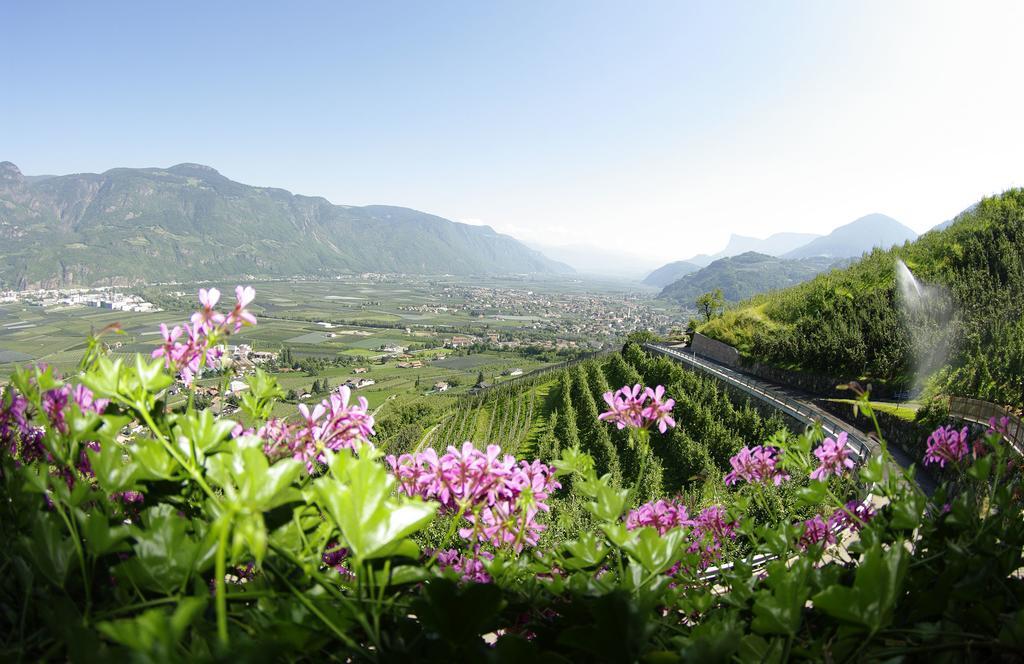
left=696, top=288, right=724, bottom=322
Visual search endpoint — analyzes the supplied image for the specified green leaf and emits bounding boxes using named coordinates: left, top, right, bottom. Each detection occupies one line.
left=583, top=481, right=631, bottom=523
left=80, top=509, right=131, bottom=556
left=562, top=531, right=610, bottom=569
left=967, top=454, right=992, bottom=481
left=134, top=353, right=174, bottom=394
left=98, top=596, right=207, bottom=654
left=87, top=442, right=139, bottom=493
left=173, top=409, right=237, bottom=457
left=858, top=452, right=886, bottom=484
left=313, top=448, right=435, bottom=561
left=796, top=481, right=828, bottom=508
left=131, top=437, right=180, bottom=480
left=751, top=559, right=811, bottom=636
left=620, top=527, right=686, bottom=575
left=80, top=356, right=124, bottom=400
left=812, top=540, right=908, bottom=636
left=117, top=504, right=207, bottom=594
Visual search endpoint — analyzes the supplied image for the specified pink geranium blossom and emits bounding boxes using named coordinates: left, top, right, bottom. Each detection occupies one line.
left=387, top=443, right=560, bottom=553
left=923, top=425, right=970, bottom=467
left=724, top=445, right=789, bottom=487
left=598, top=384, right=676, bottom=433
left=810, top=432, right=855, bottom=481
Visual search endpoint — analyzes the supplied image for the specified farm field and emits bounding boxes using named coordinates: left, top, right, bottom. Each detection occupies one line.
left=2, top=277, right=682, bottom=421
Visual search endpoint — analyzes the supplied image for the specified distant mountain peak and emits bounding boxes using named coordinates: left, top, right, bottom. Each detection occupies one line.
left=167, top=163, right=222, bottom=176
left=0, top=161, right=24, bottom=181
left=783, top=213, right=916, bottom=259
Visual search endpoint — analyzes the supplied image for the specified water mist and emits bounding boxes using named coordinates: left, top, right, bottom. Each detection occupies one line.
left=895, top=259, right=955, bottom=399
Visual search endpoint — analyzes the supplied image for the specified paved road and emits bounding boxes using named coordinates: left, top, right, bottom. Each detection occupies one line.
left=644, top=343, right=937, bottom=495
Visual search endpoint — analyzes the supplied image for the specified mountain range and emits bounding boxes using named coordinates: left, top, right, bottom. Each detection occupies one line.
left=0, top=161, right=571, bottom=289
left=685, top=232, right=821, bottom=268
left=658, top=252, right=841, bottom=304
left=641, top=260, right=701, bottom=288
left=782, top=213, right=917, bottom=259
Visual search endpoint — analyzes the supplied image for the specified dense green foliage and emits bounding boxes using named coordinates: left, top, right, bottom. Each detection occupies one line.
left=701, top=189, right=1024, bottom=408
left=3, top=341, right=1023, bottom=661
left=0, top=161, right=569, bottom=288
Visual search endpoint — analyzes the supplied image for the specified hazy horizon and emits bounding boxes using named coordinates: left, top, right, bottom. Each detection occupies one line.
left=4, top=1, right=1023, bottom=262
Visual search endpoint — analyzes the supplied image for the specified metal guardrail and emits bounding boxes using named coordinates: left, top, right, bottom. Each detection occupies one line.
left=643, top=343, right=876, bottom=462
left=642, top=342, right=879, bottom=580
left=949, top=396, right=1024, bottom=453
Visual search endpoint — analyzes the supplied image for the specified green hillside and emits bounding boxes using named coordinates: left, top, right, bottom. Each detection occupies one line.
left=659, top=251, right=840, bottom=303
left=700, top=189, right=1024, bottom=408
left=0, top=161, right=571, bottom=288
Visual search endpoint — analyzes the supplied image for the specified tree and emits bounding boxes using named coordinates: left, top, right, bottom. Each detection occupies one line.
left=696, top=289, right=724, bottom=322
left=476, top=371, right=486, bottom=386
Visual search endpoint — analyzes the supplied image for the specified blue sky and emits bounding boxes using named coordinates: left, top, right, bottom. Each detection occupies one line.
left=3, top=1, right=1023, bottom=262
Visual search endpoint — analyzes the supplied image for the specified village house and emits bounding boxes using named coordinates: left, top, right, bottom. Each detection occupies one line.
left=353, top=367, right=369, bottom=374
left=433, top=381, right=450, bottom=392
left=446, top=335, right=477, bottom=349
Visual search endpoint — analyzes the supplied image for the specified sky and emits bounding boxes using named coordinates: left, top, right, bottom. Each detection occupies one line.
left=3, top=1, right=1023, bottom=263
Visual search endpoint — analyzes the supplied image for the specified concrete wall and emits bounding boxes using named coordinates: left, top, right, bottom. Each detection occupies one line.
left=691, top=332, right=741, bottom=367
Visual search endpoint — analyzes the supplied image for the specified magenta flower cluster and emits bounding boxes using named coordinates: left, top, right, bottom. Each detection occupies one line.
left=828, top=499, right=874, bottom=534
left=923, top=425, right=970, bottom=467
left=625, top=500, right=737, bottom=569
left=598, top=384, right=676, bottom=433
left=387, top=443, right=561, bottom=553
left=254, top=386, right=376, bottom=473
left=625, top=498, right=690, bottom=534
left=41, top=383, right=109, bottom=435
left=810, top=432, right=856, bottom=481
left=799, top=514, right=836, bottom=550
left=152, top=286, right=257, bottom=385
left=1, top=387, right=31, bottom=456
left=434, top=547, right=494, bottom=584
left=724, top=445, right=789, bottom=487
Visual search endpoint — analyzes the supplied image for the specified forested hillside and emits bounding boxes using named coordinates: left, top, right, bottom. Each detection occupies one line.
left=700, top=189, right=1024, bottom=409
left=658, top=252, right=840, bottom=303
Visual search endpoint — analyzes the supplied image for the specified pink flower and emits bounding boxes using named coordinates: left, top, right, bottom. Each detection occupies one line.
left=72, top=384, right=108, bottom=415
left=799, top=514, right=836, bottom=549
left=387, top=442, right=560, bottom=553
left=689, top=505, right=736, bottom=567
left=626, top=499, right=691, bottom=534
left=598, top=384, right=677, bottom=433
left=923, top=425, right=970, bottom=467
left=261, top=387, right=376, bottom=472
left=226, top=285, right=257, bottom=331
left=642, top=385, right=676, bottom=433
left=810, top=432, right=855, bottom=481
left=724, top=445, right=789, bottom=487
left=987, top=416, right=1011, bottom=438
left=191, top=288, right=226, bottom=332
left=42, top=386, right=70, bottom=435
left=828, top=500, right=874, bottom=533
left=434, top=548, right=493, bottom=583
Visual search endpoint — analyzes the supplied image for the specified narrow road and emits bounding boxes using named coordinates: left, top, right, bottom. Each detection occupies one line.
left=644, top=343, right=937, bottom=495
